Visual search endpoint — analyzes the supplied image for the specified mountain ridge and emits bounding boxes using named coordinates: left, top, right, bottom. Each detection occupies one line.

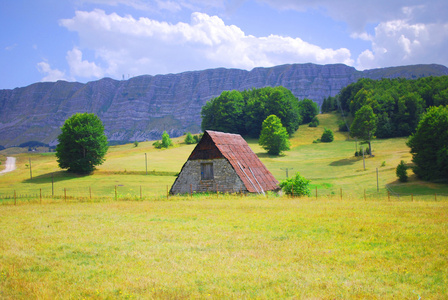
left=1, top=63, right=447, bottom=147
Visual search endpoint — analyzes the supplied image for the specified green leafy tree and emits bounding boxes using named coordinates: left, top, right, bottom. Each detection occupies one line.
left=396, top=160, right=408, bottom=182
left=279, top=172, right=311, bottom=196
left=298, top=98, right=319, bottom=124
left=407, top=106, right=448, bottom=181
left=184, top=132, right=195, bottom=144
left=350, top=105, right=377, bottom=156
left=258, top=115, right=290, bottom=155
left=134, top=141, right=139, bottom=147
left=161, top=131, right=172, bottom=148
left=201, top=86, right=301, bottom=138
left=56, top=113, right=108, bottom=174
left=321, top=128, right=334, bottom=143
left=201, top=90, right=245, bottom=134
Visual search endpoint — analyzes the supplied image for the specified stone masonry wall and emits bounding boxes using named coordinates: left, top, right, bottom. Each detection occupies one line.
left=171, top=158, right=247, bottom=194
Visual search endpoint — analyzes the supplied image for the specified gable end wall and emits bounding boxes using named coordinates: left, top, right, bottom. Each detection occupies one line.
left=171, top=158, right=247, bottom=194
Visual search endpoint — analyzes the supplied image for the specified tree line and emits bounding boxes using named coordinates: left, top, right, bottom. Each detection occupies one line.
left=322, top=76, right=448, bottom=138
left=201, top=86, right=318, bottom=137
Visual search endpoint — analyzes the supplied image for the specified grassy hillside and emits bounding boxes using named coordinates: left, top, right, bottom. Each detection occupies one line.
left=1, top=112, right=448, bottom=201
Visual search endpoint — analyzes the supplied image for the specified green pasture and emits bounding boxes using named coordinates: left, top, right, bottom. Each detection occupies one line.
left=1, top=112, right=448, bottom=201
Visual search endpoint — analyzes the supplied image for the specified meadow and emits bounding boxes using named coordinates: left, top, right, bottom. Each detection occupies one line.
left=0, top=112, right=447, bottom=298
left=1, top=113, right=447, bottom=201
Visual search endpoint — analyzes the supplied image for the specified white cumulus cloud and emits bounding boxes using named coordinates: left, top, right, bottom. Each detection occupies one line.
left=67, top=47, right=105, bottom=78
left=356, top=20, right=448, bottom=70
left=255, top=0, right=448, bottom=69
left=59, top=9, right=354, bottom=81
left=37, top=61, right=69, bottom=82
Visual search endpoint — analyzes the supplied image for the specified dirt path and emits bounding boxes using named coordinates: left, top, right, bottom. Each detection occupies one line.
left=0, top=157, right=16, bottom=175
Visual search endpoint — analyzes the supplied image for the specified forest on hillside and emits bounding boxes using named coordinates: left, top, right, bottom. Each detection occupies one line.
left=322, top=76, right=448, bottom=138
left=201, top=86, right=318, bottom=137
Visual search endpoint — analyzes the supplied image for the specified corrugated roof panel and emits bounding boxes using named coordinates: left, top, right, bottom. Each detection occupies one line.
left=205, top=130, right=278, bottom=193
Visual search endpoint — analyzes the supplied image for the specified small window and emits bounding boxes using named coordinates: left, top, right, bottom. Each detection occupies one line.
left=201, top=163, right=214, bottom=180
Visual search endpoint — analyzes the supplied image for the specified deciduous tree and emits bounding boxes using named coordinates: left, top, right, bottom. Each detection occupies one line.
left=350, top=105, right=377, bottom=156
left=407, top=106, right=448, bottom=181
left=298, top=98, right=319, bottom=124
left=258, top=115, right=290, bottom=155
left=56, top=113, right=108, bottom=174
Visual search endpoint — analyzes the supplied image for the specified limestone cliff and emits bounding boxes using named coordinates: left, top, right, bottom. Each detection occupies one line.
left=0, top=63, right=447, bottom=146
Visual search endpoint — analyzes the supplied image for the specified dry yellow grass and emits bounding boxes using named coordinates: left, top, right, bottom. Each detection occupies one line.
left=0, top=196, right=447, bottom=299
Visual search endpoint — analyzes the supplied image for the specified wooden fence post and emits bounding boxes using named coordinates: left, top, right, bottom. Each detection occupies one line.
left=411, top=194, right=414, bottom=202
left=435, top=193, right=437, bottom=201
left=388, top=190, right=390, bottom=201
left=90, top=187, right=92, bottom=200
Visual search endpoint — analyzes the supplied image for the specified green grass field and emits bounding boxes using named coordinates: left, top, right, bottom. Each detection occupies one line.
left=1, top=112, right=447, bottom=201
left=1, top=197, right=447, bottom=299
left=1, top=112, right=448, bottom=298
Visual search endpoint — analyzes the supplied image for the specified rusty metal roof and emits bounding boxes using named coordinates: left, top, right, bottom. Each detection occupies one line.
left=205, top=130, right=279, bottom=193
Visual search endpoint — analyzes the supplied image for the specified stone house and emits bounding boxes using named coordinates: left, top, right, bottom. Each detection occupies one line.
left=170, top=130, right=279, bottom=194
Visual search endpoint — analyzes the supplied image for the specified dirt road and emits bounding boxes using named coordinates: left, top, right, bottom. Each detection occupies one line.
left=0, top=157, right=16, bottom=175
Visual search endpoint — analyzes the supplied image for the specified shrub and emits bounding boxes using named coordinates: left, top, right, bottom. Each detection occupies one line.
left=338, top=121, right=349, bottom=132
left=308, top=116, right=320, bottom=127
left=184, top=132, right=196, bottom=144
left=396, top=160, right=408, bottom=182
left=321, top=128, right=334, bottom=143
left=355, top=147, right=370, bottom=157
left=161, top=131, right=172, bottom=148
left=134, top=141, right=139, bottom=147
left=194, top=134, right=203, bottom=143
left=279, top=172, right=311, bottom=196
left=153, top=131, right=173, bottom=149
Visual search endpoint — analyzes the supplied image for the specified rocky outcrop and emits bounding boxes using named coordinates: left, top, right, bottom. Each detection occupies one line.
left=1, top=63, right=447, bottom=147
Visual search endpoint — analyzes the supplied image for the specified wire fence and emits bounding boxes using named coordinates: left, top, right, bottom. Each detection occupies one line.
left=1, top=185, right=446, bottom=206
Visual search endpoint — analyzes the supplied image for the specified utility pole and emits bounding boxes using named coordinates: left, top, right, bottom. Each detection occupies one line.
left=281, top=168, right=293, bottom=178
left=376, top=168, right=379, bottom=192
left=29, top=158, right=32, bottom=180
left=362, top=146, right=366, bottom=170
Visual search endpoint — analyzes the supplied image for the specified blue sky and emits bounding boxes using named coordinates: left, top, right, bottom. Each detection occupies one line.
left=1, top=0, right=448, bottom=89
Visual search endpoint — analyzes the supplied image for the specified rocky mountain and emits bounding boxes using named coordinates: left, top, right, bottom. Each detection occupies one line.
left=1, top=63, right=447, bottom=147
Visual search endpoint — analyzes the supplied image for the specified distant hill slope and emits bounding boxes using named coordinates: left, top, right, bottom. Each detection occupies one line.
left=1, top=63, right=447, bottom=147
